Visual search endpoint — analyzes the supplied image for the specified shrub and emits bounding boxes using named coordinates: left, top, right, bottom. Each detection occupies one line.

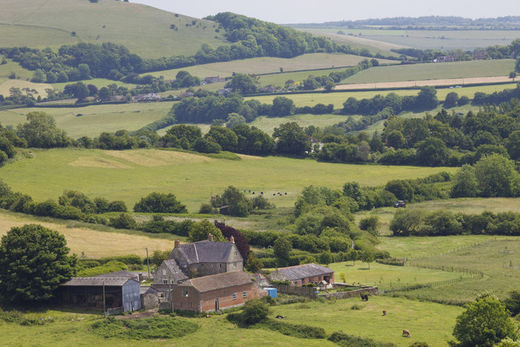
left=134, top=192, right=187, bottom=213
left=90, top=316, right=199, bottom=339
left=260, top=319, right=327, bottom=339
left=328, top=331, right=394, bottom=347
left=109, top=213, right=137, bottom=229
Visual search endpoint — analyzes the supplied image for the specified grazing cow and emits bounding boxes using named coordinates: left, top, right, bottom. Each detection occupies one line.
left=402, top=329, right=411, bottom=337
left=382, top=310, right=387, bottom=316
left=276, top=315, right=285, bottom=319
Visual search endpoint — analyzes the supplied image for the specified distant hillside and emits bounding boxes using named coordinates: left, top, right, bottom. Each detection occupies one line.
left=291, top=16, right=520, bottom=30
left=0, top=0, right=228, bottom=59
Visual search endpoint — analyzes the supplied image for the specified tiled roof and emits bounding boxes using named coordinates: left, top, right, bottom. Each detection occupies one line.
left=171, top=240, right=237, bottom=264
left=163, top=259, right=189, bottom=282
left=269, top=263, right=333, bottom=281
left=180, top=271, right=253, bottom=293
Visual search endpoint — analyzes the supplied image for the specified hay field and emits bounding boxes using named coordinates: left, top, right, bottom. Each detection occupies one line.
left=0, top=148, right=456, bottom=212
left=0, top=210, right=173, bottom=258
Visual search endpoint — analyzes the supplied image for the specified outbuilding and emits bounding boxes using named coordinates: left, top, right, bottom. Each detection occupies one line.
left=268, top=263, right=334, bottom=287
left=59, top=276, right=141, bottom=313
left=172, top=271, right=266, bottom=312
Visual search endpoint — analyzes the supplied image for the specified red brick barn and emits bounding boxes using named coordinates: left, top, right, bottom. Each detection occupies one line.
left=172, top=271, right=266, bottom=312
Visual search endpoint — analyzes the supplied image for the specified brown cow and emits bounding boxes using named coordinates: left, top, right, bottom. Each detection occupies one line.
left=402, top=329, right=411, bottom=337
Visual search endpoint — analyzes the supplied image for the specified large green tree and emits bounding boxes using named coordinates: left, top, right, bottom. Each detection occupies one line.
left=134, top=192, right=187, bottom=213
left=0, top=224, right=77, bottom=304
left=474, top=154, right=520, bottom=197
left=188, top=220, right=225, bottom=242
left=451, top=165, right=478, bottom=198
left=273, top=122, right=311, bottom=156
left=273, top=237, right=292, bottom=267
left=452, top=294, right=517, bottom=347
left=16, top=112, right=69, bottom=148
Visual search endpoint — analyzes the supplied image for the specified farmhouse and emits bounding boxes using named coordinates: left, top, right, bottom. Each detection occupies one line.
left=172, top=271, right=266, bottom=312
left=168, top=237, right=243, bottom=277
left=154, top=258, right=189, bottom=284
left=268, top=263, right=334, bottom=287
left=59, top=276, right=141, bottom=313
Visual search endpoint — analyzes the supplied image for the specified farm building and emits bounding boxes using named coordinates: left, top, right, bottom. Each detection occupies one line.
left=59, top=276, right=141, bottom=313
left=168, top=237, right=243, bottom=277
left=268, top=263, right=334, bottom=287
left=140, top=286, right=159, bottom=310
left=172, top=271, right=266, bottom=312
left=154, top=259, right=189, bottom=284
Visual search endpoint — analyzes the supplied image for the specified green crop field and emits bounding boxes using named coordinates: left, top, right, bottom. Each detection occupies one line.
left=0, top=102, right=173, bottom=138
left=0, top=0, right=228, bottom=59
left=0, top=148, right=456, bottom=212
left=147, top=53, right=395, bottom=80
left=0, top=210, right=175, bottom=258
left=342, top=59, right=515, bottom=84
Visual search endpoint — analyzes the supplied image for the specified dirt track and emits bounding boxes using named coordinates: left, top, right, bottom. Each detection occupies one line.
left=334, top=76, right=514, bottom=91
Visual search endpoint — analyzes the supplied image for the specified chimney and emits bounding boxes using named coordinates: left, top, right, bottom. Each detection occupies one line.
left=208, top=233, right=214, bottom=242
left=174, top=240, right=180, bottom=248
left=230, top=235, right=235, bottom=244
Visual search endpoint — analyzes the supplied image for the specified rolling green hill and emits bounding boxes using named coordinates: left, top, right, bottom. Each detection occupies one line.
left=0, top=0, right=228, bottom=59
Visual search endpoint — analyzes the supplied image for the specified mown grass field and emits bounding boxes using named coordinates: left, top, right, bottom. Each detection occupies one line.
left=0, top=79, right=52, bottom=98
left=0, top=102, right=173, bottom=138
left=0, top=148, right=456, bottom=212
left=342, top=59, right=515, bottom=84
left=0, top=210, right=175, bottom=258
left=0, top=0, right=227, bottom=58
left=51, top=78, right=137, bottom=92
left=147, top=53, right=395, bottom=80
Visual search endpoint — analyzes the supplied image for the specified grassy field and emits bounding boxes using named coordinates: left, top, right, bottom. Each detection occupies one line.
left=0, top=79, right=52, bottom=98
left=51, top=78, right=137, bottom=92
left=0, top=60, right=34, bottom=84
left=248, top=83, right=516, bottom=109
left=147, top=53, right=395, bottom=80
left=394, top=238, right=520, bottom=303
left=271, top=296, right=462, bottom=346
left=0, top=0, right=227, bottom=59
left=0, top=148, right=456, bottom=212
left=0, top=294, right=461, bottom=346
left=297, top=27, right=520, bottom=51
left=0, top=210, right=175, bottom=258
left=0, top=102, right=173, bottom=138
left=356, top=197, right=520, bottom=236
left=342, top=60, right=515, bottom=84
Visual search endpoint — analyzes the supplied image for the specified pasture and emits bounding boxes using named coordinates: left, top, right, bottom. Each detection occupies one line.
left=342, top=59, right=515, bottom=84
left=0, top=210, right=174, bottom=258
left=271, top=296, right=461, bottom=346
left=0, top=0, right=227, bottom=58
left=146, top=53, right=395, bottom=80
left=0, top=59, right=33, bottom=84
left=0, top=79, right=52, bottom=99
left=0, top=102, right=173, bottom=138
left=356, top=197, right=520, bottom=236
left=0, top=148, right=456, bottom=211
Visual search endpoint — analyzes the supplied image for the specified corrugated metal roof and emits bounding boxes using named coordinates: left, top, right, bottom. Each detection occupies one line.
left=269, top=263, right=334, bottom=281
left=96, top=271, right=138, bottom=279
left=180, top=271, right=253, bottom=293
left=171, top=240, right=237, bottom=264
left=61, top=277, right=137, bottom=287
